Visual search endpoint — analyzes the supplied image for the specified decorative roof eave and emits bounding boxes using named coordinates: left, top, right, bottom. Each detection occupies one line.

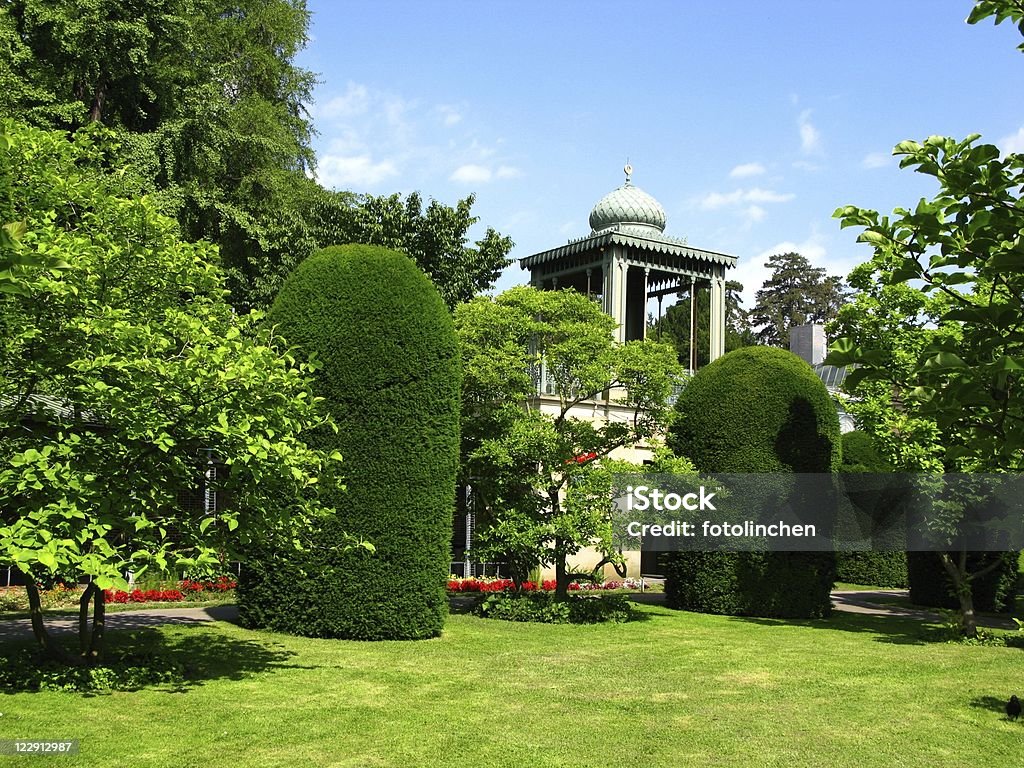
left=520, top=228, right=737, bottom=269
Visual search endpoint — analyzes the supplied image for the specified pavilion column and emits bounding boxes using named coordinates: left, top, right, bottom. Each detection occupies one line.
left=709, top=274, right=726, bottom=362
left=642, top=267, right=650, bottom=340
left=688, top=276, right=697, bottom=372
left=610, top=250, right=627, bottom=344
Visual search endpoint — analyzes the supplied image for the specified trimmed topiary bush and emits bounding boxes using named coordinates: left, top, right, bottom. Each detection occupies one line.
left=663, top=346, right=839, bottom=619
left=907, top=551, right=1019, bottom=614
left=238, top=244, right=460, bottom=639
left=835, top=431, right=908, bottom=588
left=668, top=346, right=841, bottom=475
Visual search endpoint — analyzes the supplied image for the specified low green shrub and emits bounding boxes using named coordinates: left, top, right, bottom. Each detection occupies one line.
left=836, top=552, right=908, bottom=588
left=476, top=593, right=635, bottom=624
left=0, top=650, right=183, bottom=692
left=664, top=551, right=833, bottom=618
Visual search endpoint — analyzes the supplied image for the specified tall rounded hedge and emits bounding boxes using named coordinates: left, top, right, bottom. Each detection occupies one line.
left=835, top=431, right=908, bottom=588
left=664, top=346, right=839, bottom=618
left=237, top=244, right=460, bottom=639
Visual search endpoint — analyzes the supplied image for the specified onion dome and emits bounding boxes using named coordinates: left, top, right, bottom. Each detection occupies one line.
left=588, top=165, right=667, bottom=234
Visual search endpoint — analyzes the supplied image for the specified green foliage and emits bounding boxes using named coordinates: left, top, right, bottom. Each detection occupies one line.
left=968, top=0, right=1024, bottom=51
left=239, top=244, right=461, bottom=639
left=476, top=592, right=635, bottom=624
left=749, top=252, right=848, bottom=347
left=827, top=134, right=1024, bottom=472
left=0, top=121, right=340, bottom=609
left=664, top=346, right=840, bottom=618
left=456, top=286, right=684, bottom=598
left=835, top=552, right=908, bottom=589
left=834, top=431, right=908, bottom=588
left=0, top=0, right=320, bottom=312
left=663, top=552, right=834, bottom=619
left=0, top=648, right=184, bottom=692
left=321, top=191, right=515, bottom=312
left=907, top=551, right=1019, bottom=614
left=668, top=346, right=842, bottom=473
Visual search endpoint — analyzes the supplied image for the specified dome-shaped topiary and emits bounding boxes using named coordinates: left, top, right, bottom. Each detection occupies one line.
left=238, top=244, right=460, bottom=639
left=664, top=346, right=839, bottom=618
left=668, top=346, right=841, bottom=473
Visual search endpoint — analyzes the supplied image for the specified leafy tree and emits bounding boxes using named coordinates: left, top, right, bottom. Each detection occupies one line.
left=825, top=132, right=1024, bottom=634
left=651, top=280, right=754, bottom=367
left=0, top=3, right=516, bottom=313
left=456, top=286, right=683, bottom=599
left=309, top=190, right=514, bottom=312
left=750, top=252, right=848, bottom=347
left=823, top=0, right=1024, bottom=637
left=0, top=121, right=357, bottom=664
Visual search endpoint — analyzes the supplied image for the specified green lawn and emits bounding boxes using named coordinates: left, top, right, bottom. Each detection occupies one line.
left=0, top=603, right=1021, bottom=767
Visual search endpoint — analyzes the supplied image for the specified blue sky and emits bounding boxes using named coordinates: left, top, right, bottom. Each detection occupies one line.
left=296, top=1, right=1024, bottom=311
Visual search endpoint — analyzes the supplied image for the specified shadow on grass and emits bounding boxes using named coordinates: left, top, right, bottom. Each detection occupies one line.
left=970, top=694, right=1017, bottom=718
left=0, top=613, right=305, bottom=696
left=726, top=611, right=950, bottom=645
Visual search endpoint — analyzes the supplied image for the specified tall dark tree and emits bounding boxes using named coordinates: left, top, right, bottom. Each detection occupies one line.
left=750, top=252, right=848, bottom=347
left=651, top=280, right=753, bottom=368
left=0, top=2, right=513, bottom=312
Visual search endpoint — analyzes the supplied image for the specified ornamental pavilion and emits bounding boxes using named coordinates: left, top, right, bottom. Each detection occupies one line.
left=521, top=165, right=737, bottom=371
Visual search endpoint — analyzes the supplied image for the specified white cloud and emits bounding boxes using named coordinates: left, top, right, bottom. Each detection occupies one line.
left=862, top=151, right=891, bottom=169
left=318, top=83, right=371, bottom=119
left=743, top=205, right=766, bottom=224
left=729, top=162, right=766, bottom=179
left=792, top=159, right=823, bottom=172
left=496, top=165, right=523, bottom=179
left=313, top=82, right=519, bottom=192
left=316, top=154, right=399, bottom=188
left=450, top=164, right=493, bottom=184
left=699, top=187, right=795, bottom=210
left=999, top=126, right=1024, bottom=154
left=436, top=105, right=463, bottom=127
left=798, top=109, right=822, bottom=155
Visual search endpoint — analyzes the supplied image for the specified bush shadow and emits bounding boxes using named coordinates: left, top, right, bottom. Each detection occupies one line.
left=0, top=608, right=306, bottom=696
left=970, top=694, right=1016, bottom=717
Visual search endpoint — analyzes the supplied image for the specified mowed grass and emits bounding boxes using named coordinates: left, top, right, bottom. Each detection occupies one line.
left=0, top=603, right=1021, bottom=768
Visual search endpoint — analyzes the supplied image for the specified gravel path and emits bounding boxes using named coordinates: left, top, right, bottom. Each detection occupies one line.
left=0, top=605, right=239, bottom=642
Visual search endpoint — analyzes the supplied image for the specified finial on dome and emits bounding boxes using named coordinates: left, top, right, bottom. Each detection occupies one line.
left=624, top=162, right=632, bottom=186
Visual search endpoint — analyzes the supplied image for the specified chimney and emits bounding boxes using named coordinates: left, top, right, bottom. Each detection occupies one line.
left=789, top=324, right=825, bottom=365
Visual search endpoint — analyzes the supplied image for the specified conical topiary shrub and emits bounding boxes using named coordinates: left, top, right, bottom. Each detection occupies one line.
left=238, top=244, right=460, bottom=639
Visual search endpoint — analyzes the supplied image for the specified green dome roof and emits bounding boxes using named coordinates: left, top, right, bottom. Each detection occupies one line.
left=588, top=180, right=667, bottom=234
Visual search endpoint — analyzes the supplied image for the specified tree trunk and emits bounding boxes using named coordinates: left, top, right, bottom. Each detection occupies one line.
left=25, top=583, right=76, bottom=665
left=87, top=588, right=106, bottom=660
left=940, top=550, right=977, bottom=638
left=554, top=542, right=569, bottom=601
left=78, top=583, right=96, bottom=655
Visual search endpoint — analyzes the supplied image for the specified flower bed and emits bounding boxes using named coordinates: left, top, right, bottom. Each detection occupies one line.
left=447, top=577, right=643, bottom=593
left=104, top=589, right=185, bottom=604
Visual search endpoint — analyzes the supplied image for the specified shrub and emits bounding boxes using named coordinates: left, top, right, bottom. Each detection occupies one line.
left=238, top=245, right=461, bottom=640
left=475, top=592, right=635, bottom=624
left=835, top=431, right=908, bottom=588
left=664, top=346, right=839, bottom=619
left=907, top=551, right=1019, bottom=614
